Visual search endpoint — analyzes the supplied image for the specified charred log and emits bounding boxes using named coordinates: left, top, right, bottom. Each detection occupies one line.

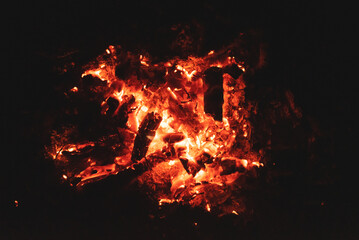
left=203, top=67, right=223, bottom=121
left=131, top=112, right=162, bottom=162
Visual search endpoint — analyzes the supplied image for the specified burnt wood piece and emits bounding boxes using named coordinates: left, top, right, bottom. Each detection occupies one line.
left=179, top=158, right=202, bottom=177
left=223, top=64, right=243, bottom=79
left=168, top=96, right=201, bottom=133
left=115, top=60, right=132, bottom=80
left=115, top=95, right=135, bottom=126
left=220, top=158, right=246, bottom=175
left=82, top=154, right=168, bottom=190
left=195, top=151, right=213, bottom=165
left=106, top=97, right=119, bottom=116
left=118, top=95, right=135, bottom=114
left=203, top=67, right=224, bottom=121
left=131, top=112, right=162, bottom=162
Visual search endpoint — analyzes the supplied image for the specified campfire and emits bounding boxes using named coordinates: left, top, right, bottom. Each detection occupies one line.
left=46, top=43, right=264, bottom=216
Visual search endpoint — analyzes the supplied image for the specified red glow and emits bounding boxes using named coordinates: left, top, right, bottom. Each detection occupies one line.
left=46, top=45, right=264, bottom=215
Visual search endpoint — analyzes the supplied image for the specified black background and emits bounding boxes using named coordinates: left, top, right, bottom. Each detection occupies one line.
left=4, top=1, right=358, bottom=239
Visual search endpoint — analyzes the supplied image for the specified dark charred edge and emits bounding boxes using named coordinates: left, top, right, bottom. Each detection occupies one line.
left=117, top=95, right=135, bottom=115
left=179, top=158, right=203, bottom=177
left=131, top=112, right=162, bottom=162
left=223, top=63, right=243, bottom=79
left=113, top=94, right=136, bottom=126
left=203, top=67, right=224, bottom=121
left=220, top=159, right=247, bottom=176
left=105, top=97, right=119, bottom=116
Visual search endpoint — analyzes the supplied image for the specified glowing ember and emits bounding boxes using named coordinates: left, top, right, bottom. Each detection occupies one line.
left=70, top=86, right=78, bottom=92
left=46, top=45, right=264, bottom=216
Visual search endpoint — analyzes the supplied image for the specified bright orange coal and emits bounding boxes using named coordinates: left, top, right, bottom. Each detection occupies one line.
left=46, top=45, right=263, bottom=216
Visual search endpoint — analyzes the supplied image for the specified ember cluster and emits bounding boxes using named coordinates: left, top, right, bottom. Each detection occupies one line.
left=46, top=45, right=264, bottom=216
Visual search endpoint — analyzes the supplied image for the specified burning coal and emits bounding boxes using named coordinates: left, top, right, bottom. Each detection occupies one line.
left=46, top=44, right=264, bottom=216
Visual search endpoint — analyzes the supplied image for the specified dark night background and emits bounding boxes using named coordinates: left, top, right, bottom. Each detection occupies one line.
left=3, top=1, right=358, bottom=239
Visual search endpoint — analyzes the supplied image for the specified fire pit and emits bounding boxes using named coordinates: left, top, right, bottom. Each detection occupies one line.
left=46, top=43, right=265, bottom=216
left=6, top=1, right=355, bottom=239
